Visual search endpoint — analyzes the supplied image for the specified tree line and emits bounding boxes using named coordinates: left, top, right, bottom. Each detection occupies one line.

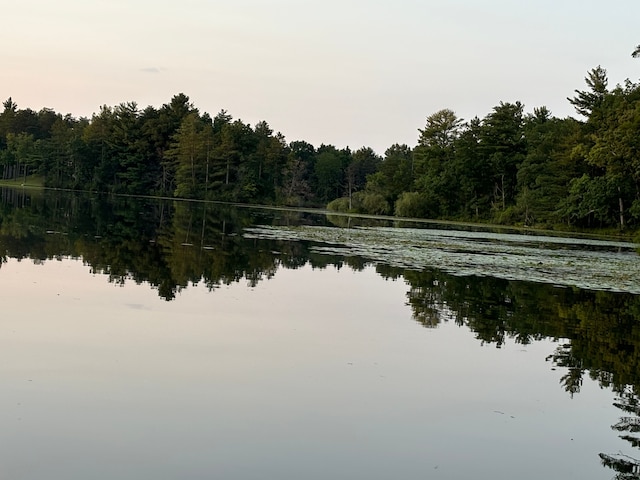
left=2, top=64, right=640, bottom=230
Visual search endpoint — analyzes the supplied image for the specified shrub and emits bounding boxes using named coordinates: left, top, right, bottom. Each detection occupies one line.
left=358, top=192, right=390, bottom=215
left=395, top=192, right=428, bottom=218
left=327, top=197, right=351, bottom=212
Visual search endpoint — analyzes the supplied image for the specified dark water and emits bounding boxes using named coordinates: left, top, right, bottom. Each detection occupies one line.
left=1, top=188, right=639, bottom=480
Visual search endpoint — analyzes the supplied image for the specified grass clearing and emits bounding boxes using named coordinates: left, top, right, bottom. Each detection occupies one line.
left=0, top=175, right=45, bottom=188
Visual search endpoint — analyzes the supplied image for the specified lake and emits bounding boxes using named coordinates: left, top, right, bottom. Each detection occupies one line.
left=1, top=187, right=639, bottom=480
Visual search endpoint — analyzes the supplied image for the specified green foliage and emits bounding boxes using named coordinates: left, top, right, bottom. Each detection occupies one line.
left=558, top=174, right=619, bottom=227
left=346, top=147, right=381, bottom=197
left=411, top=110, right=465, bottom=218
left=2, top=65, right=640, bottom=234
left=449, top=117, right=492, bottom=219
left=280, top=141, right=314, bottom=206
left=568, top=66, right=608, bottom=117
left=167, top=112, right=213, bottom=199
left=368, top=144, right=414, bottom=206
left=417, top=108, right=462, bottom=148
left=326, top=192, right=390, bottom=216
left=357, top=191, right=390, bottom=215
left=480, top=101, right=527, bottom=212
left=493, top=205, right=522, bottom=225
left=314, top=147, right=345, bottom=202
left=516, top=115, right=583, bottom=226
left=327, top=197, right=351, bottom=212
left=395, top=191, right=428, bottom=218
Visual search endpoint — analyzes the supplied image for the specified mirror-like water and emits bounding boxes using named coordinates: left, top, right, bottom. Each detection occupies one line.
left=1, top=188, right=639, bottom=480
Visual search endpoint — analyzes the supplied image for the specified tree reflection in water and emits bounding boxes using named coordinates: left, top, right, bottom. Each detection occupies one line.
left=1, top=186, right=640, bottom=477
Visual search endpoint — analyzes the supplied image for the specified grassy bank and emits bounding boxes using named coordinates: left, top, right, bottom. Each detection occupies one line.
left=0, top=175, right=45, bottom=188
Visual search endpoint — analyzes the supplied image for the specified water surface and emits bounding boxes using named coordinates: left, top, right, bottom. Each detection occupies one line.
left=1, top=188, right=639, bottom=479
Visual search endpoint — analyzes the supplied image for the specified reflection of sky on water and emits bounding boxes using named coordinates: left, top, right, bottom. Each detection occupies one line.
left=0, top=259, right=628, bottom=479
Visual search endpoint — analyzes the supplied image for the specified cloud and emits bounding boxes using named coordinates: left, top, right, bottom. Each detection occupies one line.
left=141, top=67, right=162, bottom=73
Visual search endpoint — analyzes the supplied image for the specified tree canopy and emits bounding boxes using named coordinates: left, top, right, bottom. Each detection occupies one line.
left=3, top=57, right=640, bottom=232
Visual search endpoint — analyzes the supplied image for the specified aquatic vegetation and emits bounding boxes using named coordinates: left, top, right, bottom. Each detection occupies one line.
left=244, top=225, right=640, bottom=294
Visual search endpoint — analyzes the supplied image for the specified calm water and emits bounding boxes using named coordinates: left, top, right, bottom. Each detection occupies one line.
left=1, top=188, right=639, bottom=480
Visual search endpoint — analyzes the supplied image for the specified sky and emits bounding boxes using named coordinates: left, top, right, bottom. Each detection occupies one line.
left=2, top=0, right=640, bottom=154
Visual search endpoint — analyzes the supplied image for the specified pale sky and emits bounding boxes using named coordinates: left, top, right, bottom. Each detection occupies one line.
left=2, top=0, right=639, bottom=154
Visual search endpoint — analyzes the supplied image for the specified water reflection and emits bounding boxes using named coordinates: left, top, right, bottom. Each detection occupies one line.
left=601, top=388, right=640, bottom=478
left=1, top=187, right=640, bottom=478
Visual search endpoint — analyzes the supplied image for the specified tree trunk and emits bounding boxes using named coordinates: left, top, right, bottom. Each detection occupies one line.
left=205, top=160, right=209, bottom=196
left=190, top=151, right=195, bottom=188
left=618, top=187, right=625, bottom=229
left=205, top=142, right=210, bottom=197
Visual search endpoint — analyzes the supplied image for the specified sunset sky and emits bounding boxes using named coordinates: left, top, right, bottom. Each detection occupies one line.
left=3, top=0, right=639, bottom=153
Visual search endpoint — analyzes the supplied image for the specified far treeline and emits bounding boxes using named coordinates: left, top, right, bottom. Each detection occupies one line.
left=2, top=64, right=640, bottom=230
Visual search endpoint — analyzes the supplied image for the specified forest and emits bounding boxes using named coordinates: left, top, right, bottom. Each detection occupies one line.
left=1, top=64, right=640, bottom=231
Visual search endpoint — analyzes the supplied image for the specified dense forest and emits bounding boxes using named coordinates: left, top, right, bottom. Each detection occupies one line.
left=2, top=64, right=640, bottom=230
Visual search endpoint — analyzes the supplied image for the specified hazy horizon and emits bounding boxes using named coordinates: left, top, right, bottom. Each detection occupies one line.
left=3, top=0, right=640, bottom=153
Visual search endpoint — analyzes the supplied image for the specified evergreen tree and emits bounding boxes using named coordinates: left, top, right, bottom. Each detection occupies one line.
left=568, top=66, right=608, bottom=118
left=479, top=101, right=526, bottom=214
